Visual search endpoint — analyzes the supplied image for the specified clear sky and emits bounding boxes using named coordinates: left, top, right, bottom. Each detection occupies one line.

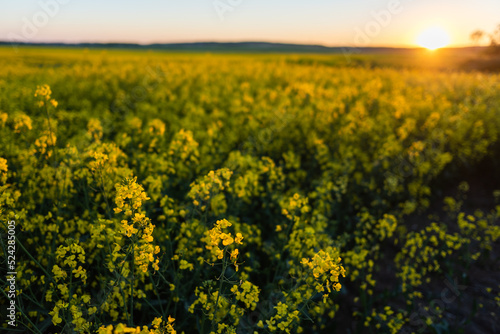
left=1, top=0, right=499, bottom=47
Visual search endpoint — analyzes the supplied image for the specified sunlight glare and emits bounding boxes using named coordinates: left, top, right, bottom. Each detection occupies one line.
left=416, top=26, right=451, bottom=50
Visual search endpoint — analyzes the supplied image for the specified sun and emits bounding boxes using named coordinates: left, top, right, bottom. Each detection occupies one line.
left=416, top=26, right=451, bottom=50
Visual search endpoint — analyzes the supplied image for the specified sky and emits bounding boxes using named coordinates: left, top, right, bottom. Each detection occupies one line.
left=1, top=0, right=499, bottom=47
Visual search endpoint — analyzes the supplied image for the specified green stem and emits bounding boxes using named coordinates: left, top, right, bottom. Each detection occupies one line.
left=211, top=252, right=228, bottom=331
left=100, top=173, right=113, bottom=219
left=148, top=271, right=166, bottom=318
left=296, top=290, right=317, bottom=323
left=273, top=219, right=296, bottom=282
left=129, top=238, right=135, bottom=326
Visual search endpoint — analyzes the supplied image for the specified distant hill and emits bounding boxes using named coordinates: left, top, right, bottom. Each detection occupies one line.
left=0, top=40, right=484, bottom=54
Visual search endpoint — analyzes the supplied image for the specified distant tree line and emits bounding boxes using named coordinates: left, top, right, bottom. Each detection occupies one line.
left=471, top=24, right=500, bottom=54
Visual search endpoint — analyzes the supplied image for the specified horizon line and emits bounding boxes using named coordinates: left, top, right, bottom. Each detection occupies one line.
left=0, top=40, right=485, bottom=50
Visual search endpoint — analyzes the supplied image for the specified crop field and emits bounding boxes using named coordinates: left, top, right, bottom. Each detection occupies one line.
left=0, top=47, right=499, bottom=334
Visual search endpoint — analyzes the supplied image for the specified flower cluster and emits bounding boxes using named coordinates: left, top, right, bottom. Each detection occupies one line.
left=230, top=280, right=260, bottom=310
left=34, top=129, right=57, bottom=157
left=188, top=168, right=232, bottom=214
left=301, top=247, right=346, bottom=297
left=0, top=112, right=7, bottom=127
left=35, top=84, right=58, bottom=108
left=364, top=306, right=406, bottom=333
left=0, top=157, right=7, bottom=184
left=87, top=118, right=104, bottom=141
left=47, top=242, right=93, bottom=332
left=264, top=302, right=301, bottom=333
left=98, top=316, right=176, bottom=334
left=114, top=177, right=160, bottom=273
left=114, top=177, right=150, bottom=215
left=204, top=219, right=243, bottom=266
left=12, top=113, right=33, bottom=133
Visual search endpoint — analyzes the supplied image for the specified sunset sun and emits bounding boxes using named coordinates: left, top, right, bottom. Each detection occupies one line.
left=416, top=26, right=451, bottom=50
